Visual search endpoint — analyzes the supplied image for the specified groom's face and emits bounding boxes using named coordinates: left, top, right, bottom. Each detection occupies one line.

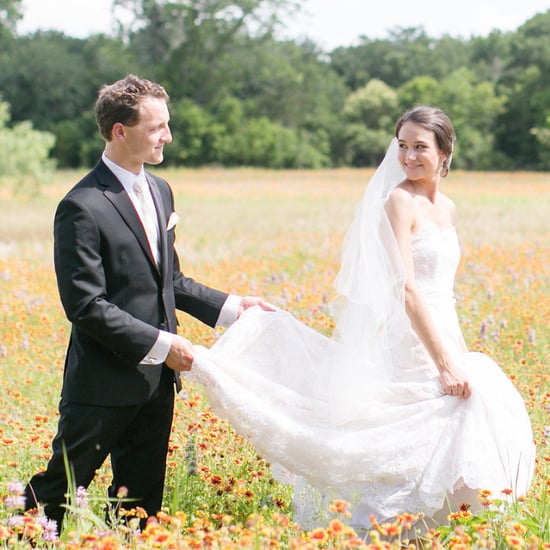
left=123, top=97, right=173, bottom=168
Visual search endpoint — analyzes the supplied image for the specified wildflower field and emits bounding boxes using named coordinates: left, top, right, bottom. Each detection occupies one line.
left=0, top=168, right=549, bottom=548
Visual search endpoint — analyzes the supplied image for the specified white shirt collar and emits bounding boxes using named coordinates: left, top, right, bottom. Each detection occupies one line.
left=102, top=152, right=146, bottom=195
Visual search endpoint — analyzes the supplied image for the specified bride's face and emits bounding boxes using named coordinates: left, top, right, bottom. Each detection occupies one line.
left=397, top=121, right=445, bottom=182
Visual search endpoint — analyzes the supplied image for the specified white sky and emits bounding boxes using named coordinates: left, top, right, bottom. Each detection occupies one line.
left=18, top=0, right=550, bottom=50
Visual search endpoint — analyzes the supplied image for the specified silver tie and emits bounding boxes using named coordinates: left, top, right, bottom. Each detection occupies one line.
left=133, top=179, right=160, bottom=265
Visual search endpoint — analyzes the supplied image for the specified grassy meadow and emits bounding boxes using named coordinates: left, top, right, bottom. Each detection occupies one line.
left=0, top=168, right=549, bottom=548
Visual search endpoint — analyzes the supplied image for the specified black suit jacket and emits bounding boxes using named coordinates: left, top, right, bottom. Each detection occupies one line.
left=54, top=160, right=228, bottom=406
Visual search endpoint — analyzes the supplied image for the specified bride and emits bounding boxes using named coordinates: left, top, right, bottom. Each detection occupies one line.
left=187, top=106, right=535, bottom=531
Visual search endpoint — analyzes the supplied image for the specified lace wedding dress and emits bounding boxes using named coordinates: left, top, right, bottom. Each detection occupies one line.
left=188, top=140, right=535, bottom=530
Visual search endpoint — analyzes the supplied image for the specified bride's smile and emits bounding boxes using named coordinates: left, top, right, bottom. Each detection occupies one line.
left=397, top=121, right=447, bottom=186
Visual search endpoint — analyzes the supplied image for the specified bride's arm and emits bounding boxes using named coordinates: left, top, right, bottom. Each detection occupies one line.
left=385, top=189, right=471, bottom=398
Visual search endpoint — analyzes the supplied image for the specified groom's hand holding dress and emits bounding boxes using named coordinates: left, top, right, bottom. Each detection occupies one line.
left=166, top=298, right=276, bottom=372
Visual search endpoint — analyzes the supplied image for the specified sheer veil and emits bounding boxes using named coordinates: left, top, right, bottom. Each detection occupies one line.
left=327, top=137, right=412, bottom=423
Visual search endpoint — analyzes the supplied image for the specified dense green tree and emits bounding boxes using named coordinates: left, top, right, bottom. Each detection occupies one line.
left=165, top=97, right=224, bottom=166
left=226, top=39, right=346, bottom=136
left=210, top=37, right=344, bottom=167
left=220, top=115, right=328, bottom=168
left=330, top=27, right=469, bottom=90
left=227, top=119, right=330, bottom=169
left=494, top=10, right=550, bottom=168
left=115, top=0, right=299, bottom=104
left=340, top=79, right=399, bottom=166
left=110, top=0, right=337, bottom=167
left=0, top=31, right=138, bottom=166
left=398, top=69, right=504, bottom=169
left=437, top=69, right=505, bottom=169
left=51, top=109, right=104, bottom=168
left=468, top=30, right=512, bottom=82
left=167, top=95, right=329, bottom=168
left=0, top=32, right=106, bottom=129
left=398, top=76, right=442, bottom=111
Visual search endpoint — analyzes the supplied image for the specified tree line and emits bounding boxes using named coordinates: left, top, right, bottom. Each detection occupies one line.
left=1, top=0, right=550, bottom=173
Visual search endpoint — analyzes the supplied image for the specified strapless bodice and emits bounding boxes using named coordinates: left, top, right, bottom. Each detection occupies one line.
left=412, top=222, right=460, bottom=301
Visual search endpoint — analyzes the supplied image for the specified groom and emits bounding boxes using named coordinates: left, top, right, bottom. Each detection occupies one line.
left=24, top=74, right=272, bottom=531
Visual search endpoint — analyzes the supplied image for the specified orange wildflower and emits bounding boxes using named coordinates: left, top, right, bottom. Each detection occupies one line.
left=0, top=525, right=14, bottom=540
left=209, top=474, right=223, bottom=486
left=309, top=527, right=328, bottom=543
left=94, top=537, right=119, bottom=550
left=505, top=534, right=525, bottom=548
left=328, top=499, right=352, bottom=518
left=327, top=518, right=346, bottom=536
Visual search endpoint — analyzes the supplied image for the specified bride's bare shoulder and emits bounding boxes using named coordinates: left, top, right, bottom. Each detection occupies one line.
left=386, top=184, right=415, bottom=207
left=385, top=184, right=416, bottom=226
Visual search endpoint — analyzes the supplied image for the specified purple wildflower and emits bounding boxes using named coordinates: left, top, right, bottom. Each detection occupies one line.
left=75, top=486, right=89, bottom=508
left=4, top=495, right=26, bottom=510
left=7, top=481, right=24, bottom=495
left=42, top=519, right=58, bottom=542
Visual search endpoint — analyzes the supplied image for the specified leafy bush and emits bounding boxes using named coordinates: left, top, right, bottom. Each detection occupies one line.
left=0, top=100, right=55, bottom=194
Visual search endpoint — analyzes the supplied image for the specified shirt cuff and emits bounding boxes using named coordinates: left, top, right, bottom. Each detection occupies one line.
left=139, top=330, right=173, bottom=365
left=216, top=294, right=241, bottom=328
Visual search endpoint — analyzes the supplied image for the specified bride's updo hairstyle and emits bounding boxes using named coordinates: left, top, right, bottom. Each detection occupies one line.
left=395, top=105, right=456, bottom=177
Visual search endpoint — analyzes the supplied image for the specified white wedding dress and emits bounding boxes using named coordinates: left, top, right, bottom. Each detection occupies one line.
left=187, top=141, right=535, bottom=531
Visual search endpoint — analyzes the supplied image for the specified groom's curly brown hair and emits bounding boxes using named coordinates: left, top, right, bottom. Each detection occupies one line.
left=95, top=74, right=169, bottom=141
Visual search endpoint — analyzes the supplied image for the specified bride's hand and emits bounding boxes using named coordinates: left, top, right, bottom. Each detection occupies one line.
left=439, top=362, right=471, bottom=398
